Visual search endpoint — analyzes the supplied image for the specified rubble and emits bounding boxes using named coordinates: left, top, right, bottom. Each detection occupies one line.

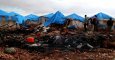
left=0, top=25, right=115, bottom=60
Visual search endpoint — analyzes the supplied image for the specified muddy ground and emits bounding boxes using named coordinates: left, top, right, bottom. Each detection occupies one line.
left=0, top=47, right=115, bottom=60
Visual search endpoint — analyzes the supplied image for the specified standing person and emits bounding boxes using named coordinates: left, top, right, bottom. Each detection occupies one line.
left=107, top=18, right=113, bottom=32
left=84, top=15, right=88, bottom=22
left=89, top=18, right=93, bottom=31
left=92, top=15, right=99, bottom=32
left=84, top=22, right=88, bottom=32
left=84, top=15, right=89, bottom=32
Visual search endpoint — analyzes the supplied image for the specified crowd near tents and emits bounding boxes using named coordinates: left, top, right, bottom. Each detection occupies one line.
left=0, top=9, right=115, bottom=30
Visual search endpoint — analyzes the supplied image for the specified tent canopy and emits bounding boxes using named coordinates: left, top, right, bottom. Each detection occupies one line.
left=25, top=14, right=39, bottom=21
left=91, top=12, right=113, bottom=20
left=66, top=13, right=84, bottom=22
left=44, top=13, right=54, bottom=18
left=0, top=10, right=9, bottom=16
left=8, top=12, right=24, bottom=24
left=44, top=11, right=65, bottom=27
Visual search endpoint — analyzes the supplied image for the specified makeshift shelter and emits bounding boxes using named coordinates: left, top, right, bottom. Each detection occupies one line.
left=66, top=13, right=84, bottom=22
left=38, top=16, right=46, bottom=25
left=25, top=14, right=39, bottom=21
left=0, top=16, right=8, bottom=29
left=66, top=13, right=84, bottom=28
left=7, top=12, right=24, bottom=29
left=91, top=12, right=113, bottom=24
left=0, top=10, right=9, bottom=21
left=92, top=12, right=112, bottom=20
left=91, top=12, right=115, bottom=30
left=8, top=12, right=24, bottom=24
left=44, top=13, right=54, bottom=19
left=0, top=10, right=9, bottom=27
left=39, top=13, right=54, bottom=25
left=44, top=11, right=65, bottom=27
left=25, top=14, right=39, bottom=25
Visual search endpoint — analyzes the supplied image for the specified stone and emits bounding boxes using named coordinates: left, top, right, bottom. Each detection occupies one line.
left=4, top=47, right=16, bottom=54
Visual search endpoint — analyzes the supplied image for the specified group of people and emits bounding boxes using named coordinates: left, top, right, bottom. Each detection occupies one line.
left=84, top=15, right=114, bottom=32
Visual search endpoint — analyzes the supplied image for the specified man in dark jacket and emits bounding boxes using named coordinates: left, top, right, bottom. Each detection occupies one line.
left=107, top=18, right=113, bottom=32
left=92, top=15, right=99, bottom=32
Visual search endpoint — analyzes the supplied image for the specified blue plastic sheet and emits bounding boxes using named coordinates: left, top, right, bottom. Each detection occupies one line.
left=91, top=12, right=113, bottom=20
left=8, top=12, right=24, bottom=24
left=66, top=13, right=85, bottom=22
left=44, top=13, right=54, bottom=18
left=25, top=14, right=39, bottom=21
left=44, top=11, right=65, bottom=27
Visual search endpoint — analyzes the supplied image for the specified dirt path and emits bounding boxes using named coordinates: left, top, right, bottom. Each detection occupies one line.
left=0, top=47, right=115, bottom=60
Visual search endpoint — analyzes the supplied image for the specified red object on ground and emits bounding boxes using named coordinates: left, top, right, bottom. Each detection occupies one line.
left=26, top=37, right=35, bottom=43
left=36, top=32, right=41, bottom=38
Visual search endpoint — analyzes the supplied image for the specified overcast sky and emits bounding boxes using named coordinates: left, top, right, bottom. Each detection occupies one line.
left=0, top=0, right=115, bottom=17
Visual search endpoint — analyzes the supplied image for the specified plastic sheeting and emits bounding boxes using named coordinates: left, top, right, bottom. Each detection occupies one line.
left=44, top=11, right=65, bottom=27
left=0, top=10, right=9, bottom=16
left=25, top=14, right=39, bottom=21
left=92, top=12, right=113, bottom=20
left=66, top=13, right=84, bottom=22
left=8, top=12, right=24, bottom=24
left=44, top=13, right=54, bottom=18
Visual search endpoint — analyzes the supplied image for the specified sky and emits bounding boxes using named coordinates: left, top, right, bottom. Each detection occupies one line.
left=0, top=0, right=115, bottom=17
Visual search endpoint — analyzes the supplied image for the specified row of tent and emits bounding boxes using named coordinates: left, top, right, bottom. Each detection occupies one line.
left=0, top=10, right=114, bottom=27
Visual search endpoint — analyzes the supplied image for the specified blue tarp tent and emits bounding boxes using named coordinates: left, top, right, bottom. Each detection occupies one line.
left=44, top=13, right=54, bottom=18
left=66, top=13, right=84, bottom=22
left=8, top=12, right=24, bottom=24
left=25, top=14, right=39, bottom=21
left=44, top=11, right=65, bottom=27
left=0, top=10, right=9, bottom=16
left=0, top=10, right=9, bottom=21
left=92, top=12, right=113, bottom=20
